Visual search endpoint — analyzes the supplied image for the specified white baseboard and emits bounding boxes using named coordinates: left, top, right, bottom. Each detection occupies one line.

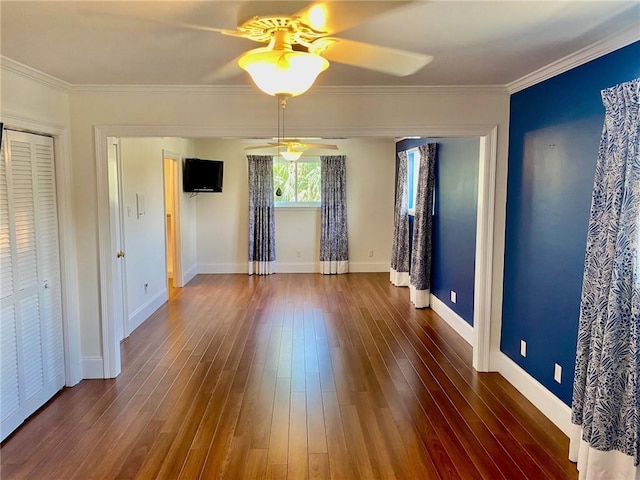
left=128, top=289, right=168, bottom=334
left=183, top=264, right=198, bottom=284
left=492, top=351, right=572, bottom=436
left=197, top=261, right=390, bottom=274
left=198, top=262, right=246, bottom=274
left=277, top=262, right=318, bottom=273
left=82, top=356, right=104, bottom=379
left=349, top=261, right=390, bottom=273
left=430, top=294, right=474, bottom=345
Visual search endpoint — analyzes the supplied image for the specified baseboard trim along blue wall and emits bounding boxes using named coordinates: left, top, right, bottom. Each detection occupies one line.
left=502, top=41, right=640, bottom=406
left=396, top=137, right=479, bottom=325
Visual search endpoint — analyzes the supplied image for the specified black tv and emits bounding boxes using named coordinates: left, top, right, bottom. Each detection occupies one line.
left=183, top=158, right=223, bottom=193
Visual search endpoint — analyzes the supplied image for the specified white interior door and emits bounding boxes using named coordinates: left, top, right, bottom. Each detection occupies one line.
left=1, top=130, right=65, bottom=441
left=108, top=137, right=128, bottom=341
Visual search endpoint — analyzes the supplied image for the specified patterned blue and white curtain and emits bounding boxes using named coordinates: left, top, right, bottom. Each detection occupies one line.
left=247, top=155, right=276, bottom=275
left=390, top=150, right=410, bottom=286
left=569, top=78, right=640, bottom=479
left=320, top=155, right=348, bottom=274
left=409, top=144, right=436, bottom=308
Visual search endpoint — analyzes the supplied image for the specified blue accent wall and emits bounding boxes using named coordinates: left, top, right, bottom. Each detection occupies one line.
left=502, top=41, right=640, bottom=406
left=432, top=138, right=479, bottom=325
left=396, top=137, right=479, bottom=325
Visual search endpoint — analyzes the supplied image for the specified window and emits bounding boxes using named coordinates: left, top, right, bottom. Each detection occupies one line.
left=273, top=157, right=321, bottom=206
left=407, top=148, right=420, bottom=215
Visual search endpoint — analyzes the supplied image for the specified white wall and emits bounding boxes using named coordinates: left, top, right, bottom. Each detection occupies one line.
left=193, top=138, right=395, bottom=273
left=119, top=138, right=195, bottom=333
left=62, top=85, right=509, bottom=366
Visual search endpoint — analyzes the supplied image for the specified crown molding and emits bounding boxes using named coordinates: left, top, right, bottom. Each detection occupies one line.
left=507, top=24, right=640, bottom=94
left=68, top=84, right=507, bottom=95
left=1, top=56, right=72, bottom=92
left=308, top=85, right=508, bottom=95
left=69, top=84, right=257, bottom=95
left=3, top=23, right=637, bottom=99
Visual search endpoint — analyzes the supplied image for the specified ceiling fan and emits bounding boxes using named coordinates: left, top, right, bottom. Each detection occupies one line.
left=243, top=90, right=338, bottom=160
left=245, top=139, right=338, bottom=161
left=163, top=2, right=434, bottom=96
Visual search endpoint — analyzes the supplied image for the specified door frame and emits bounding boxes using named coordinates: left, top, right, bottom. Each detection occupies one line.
left=95, top=124, right=496, bottom=378
left=1, top=113, right=83, bottom=386
left=163, top=151, right=183, bottom=288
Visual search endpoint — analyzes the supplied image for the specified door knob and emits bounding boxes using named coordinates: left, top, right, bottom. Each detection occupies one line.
left=116, top=251, right=126, bottom=258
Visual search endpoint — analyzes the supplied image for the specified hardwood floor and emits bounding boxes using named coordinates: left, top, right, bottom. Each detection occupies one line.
left=1, top=273, right=578, bottom=479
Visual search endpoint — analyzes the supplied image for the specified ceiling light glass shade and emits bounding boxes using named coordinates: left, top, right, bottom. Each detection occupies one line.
left=239, top=47, right=329, bottom=97
left=281, top=149, right=303, bottom=161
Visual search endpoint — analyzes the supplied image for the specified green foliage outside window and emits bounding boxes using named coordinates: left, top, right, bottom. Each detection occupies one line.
left=273, top=159, right=321, bottom=203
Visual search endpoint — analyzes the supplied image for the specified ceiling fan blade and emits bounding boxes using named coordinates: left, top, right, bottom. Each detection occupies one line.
left=316, top=38, right=433, bottom=77
left=205, top=55, right=243, bottom=82
left=293, top=1, right=411, bottom=35
left=244, top=143, right=280, bottom=151
left=76, top=6, right=241, bottom=36
left=302, top=143, right=339, bottom=150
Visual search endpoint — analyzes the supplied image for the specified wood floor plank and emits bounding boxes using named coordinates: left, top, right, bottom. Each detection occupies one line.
left=308, top=453, right=331, bottom=480
left=288, top=391, right=309, bottom=480
left=0, top=273, right=578, bottom=480
left=267, top=377, right=291, bottom=465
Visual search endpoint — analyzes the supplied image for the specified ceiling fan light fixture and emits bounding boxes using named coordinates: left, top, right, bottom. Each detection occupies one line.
left=238, top=28, right=329, bottom=98
left=281, top=149, right=303, bottom=161
left=239, top=48, right=329, bottom=97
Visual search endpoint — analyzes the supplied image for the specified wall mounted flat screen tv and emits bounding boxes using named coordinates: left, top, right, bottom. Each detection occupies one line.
left=183, top=158, right=223, bottom=192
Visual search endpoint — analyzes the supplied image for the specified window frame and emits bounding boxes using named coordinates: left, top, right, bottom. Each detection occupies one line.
left=407, top=147, right=420, bottom=215
left=273, top=155, right=321, bottom=208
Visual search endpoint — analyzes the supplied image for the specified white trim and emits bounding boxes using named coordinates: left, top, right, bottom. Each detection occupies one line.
left=70, top=83, right=507, bottom=96
left=274, top=204, right=321, bottom=209
left=0, top=56, right=506, bottom=95
left=197, top=261, right=389, bottom=274
left=82, top=356, right=105, bottom=379
left=410, top=286, right=430, bottom=309
left=0, top=112, right=83, bottom=386
left=492, top=351, right=572, bottom=436
left=507, top=25, right=640, bottom=94
left=430, top=294, right=474, bottom=346
left=248, top=260, right=276, bottom=275
left=349, top=261, right=390, bottom=273
left=183, top=264, right=198, bottom=285
left=0, top=56, right=71, bottom=92
left=473, top=126, right=497, bottom=372
left=269, top=262, right=316, bottom=273
left=95, top=124, right=497, bottom=383
left=198, top=262, right=247, bottom=274
left=390, top=269, right=410, bottom=286
left=569, top=424, right=640, bottom=479
left=128, top=289, right=168, bottom=334
left=320, top=260, right=349, bottom=275
left=95, top=128, right=121, bottom=378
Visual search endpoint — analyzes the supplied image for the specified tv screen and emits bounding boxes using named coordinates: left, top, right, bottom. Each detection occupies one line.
left=183, top=158, right=223, bottom=193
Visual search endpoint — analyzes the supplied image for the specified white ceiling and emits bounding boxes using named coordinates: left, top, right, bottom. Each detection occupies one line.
left=1, top=1, right=639, bottom=88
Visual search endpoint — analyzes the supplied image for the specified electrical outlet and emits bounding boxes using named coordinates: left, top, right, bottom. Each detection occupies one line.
left=554, top=363, right=562, bottom=383
left=450, top=291, right=457, bottom=303
left=296, top=251, right=301, bottom=258
left=520, top=340, right=527, bottom=357
left=368, top=250, right=374, bottom=257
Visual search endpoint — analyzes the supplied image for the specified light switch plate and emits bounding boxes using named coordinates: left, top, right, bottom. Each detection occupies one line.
left=554, top=363, right=562, bottom=383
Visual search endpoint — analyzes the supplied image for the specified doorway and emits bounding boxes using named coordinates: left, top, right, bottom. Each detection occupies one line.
left=163, top=151, right=182, bottom=290
left=95, top=125, right=497, bottom=378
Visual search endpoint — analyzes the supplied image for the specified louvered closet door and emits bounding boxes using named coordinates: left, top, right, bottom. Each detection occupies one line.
left=1, top=130, right=64, bottom=441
